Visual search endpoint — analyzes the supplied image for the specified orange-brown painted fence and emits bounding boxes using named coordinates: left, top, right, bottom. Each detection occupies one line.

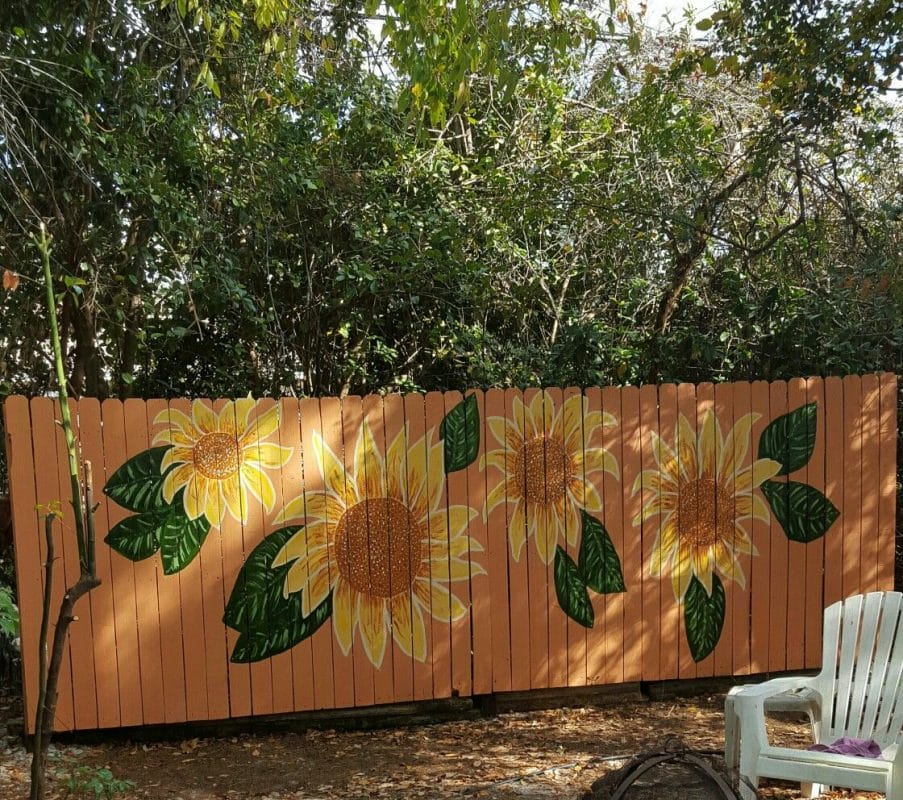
left=3, top=375, right=897, bottom=733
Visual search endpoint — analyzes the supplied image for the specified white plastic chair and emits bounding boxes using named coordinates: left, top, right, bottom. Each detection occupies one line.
left=725, top=591, right=903, bottom=800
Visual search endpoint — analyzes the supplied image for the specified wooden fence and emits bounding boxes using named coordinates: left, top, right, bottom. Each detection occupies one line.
left=3, top=374, right=897, bottom=733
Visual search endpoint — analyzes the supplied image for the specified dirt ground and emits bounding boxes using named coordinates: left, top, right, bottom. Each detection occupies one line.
left=0, top=688, right=884, bottom=800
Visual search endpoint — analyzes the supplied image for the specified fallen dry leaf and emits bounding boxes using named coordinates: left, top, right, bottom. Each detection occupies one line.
left=2, top=270, right=19, bottom=291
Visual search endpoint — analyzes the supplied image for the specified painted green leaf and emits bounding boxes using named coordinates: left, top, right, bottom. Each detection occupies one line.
left=224, top=526, right=300, bottom=632
left=231, top=593, right=332, bottom=663
left=157, top=499, right=211, bottom=575
left=760, top=480, right=840, bottom=543
left=554, top=546, right=594, bottom=628
left=578, top=511, right=625, bottom=594
left=440, top=393, right=480, bottom=473
left=104, top=512, right=162, bottom=561
left=684, top=574, right=726, bottom=662
left=103, top=446, right=172, bottom=512
left=757, top=402, right=817, bottom=476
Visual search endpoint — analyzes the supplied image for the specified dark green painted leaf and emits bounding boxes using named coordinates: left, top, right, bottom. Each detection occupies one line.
left=760, top=480, right=840, bottom=543
left=224, top=526, right=300, bottom=631
left=578, top=511, right=625, bottom=594
left=157, top=499, right=211, bottom=575
left=757, top=403, right=817, bottom=476
left=104, top=512, right=162, bottom=561
left=554, top=546, right=594, bottom=628
left=684, top=574, right=725, bottom=662
left=103, top=446, right=172, bottom=512
left=231, top=593, right=332, bottom=663
left=440, top=393, right=480, bottom=473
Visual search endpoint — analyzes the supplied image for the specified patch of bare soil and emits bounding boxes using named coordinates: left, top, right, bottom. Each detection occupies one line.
left=0, top=690, right=884, bottom=800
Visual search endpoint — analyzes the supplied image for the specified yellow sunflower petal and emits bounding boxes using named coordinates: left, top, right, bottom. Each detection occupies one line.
left=385, top=426, right=407, bottom=502
left=540, top=393, right=555, bottom=433
left=718, top=413, right=759, bottom=478
left=698, top=410, right=718, bottom=480
left=692, top=546, right=715, bottom=595
left=425, top=437, right=445, bottom=511
left=243, top=442, right=291, bottom=470
left=429, top=582, right=466, bottom=622
left=221, top=473, right=247, bottom=523
left=297, top=492, right=346, bottom=524
left=241, top=463, right=276, bottom=512
left=511, top=395, right=528, bottom=437
left=486, top=478, right=509, bottom=514
left=751, top=458, right=781, bottom=486
left=391, top=592, right=416, bottom=658
left=182, top=475, right=206, bottom=521
left=533, top=507, right=558, bottom=565
left=488, top=417, right=522, bottom=454
left=650, top=430, right=680, bottom=482
left=191, top=400, right=219, bottom=434
left=410, top=600, right=428, bottom=662
left=161, top=446, right=193, bottom=472
left=564, top=499, right=580, bottom=547
left=731, top=458, right=782, bottom=493
left=582, top=480, right=603, bottom=513
left=275, top=495, right=306, bottom=525
left=577, top=447, right=619, bottom=479
left=357, top=594, right=389, bottom=668
left=162, top=462, right=194, bottom=504
left=480, top=449, right=508, bottom=474
left=153, top=408, right=196, bottom=436
left=354, top=420, right=385, bottom=500
left=649, top=514, right=678, bottom=576
left=231, top=397, right=257, bottom=437
left=734, top=492, right=770, bottom=522
left=283, top=561, right=310, bottom=598
left=632, top=469, right=678, bottom=498
left=301, top=564, right=333, bottom=616
left=273, top=527, right=313, bottom=567
left=509, top=501, right=527, bottom=561
left=333, top=580, right=354, bottom=656
left=247, top=403, right=280, bottom=441
left=714, top=542, right=746, bottom=589
left=731, top=524, right=758, bottom=556
left=562, top=394, right=585, bottom=450
left=204, top=481, right=226, bottom=526
left=671, top=541, right=694, bottom=600
left=447, top=557, right=472, bottom=581
left=312, top=430, right=348, bottom=499
left=677, top=415, right=699, bottom=480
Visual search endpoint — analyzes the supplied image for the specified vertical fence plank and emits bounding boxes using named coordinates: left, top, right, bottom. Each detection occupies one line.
left=502, top=388, right=530, bottom=692
left=583, top=386, right=604, bottom=684
left=300, top=397, right=340, bottom=710
left=599, top=386, right=623, bottom=686
left=162, top=399, right=213, bottom=723
left=638, top=384, right=660, bottom=683
left=521, top=388, right=548, bottom=690
left=730, top=382, right=753, bottom=676
left=675, top=383, right=697, bottom=679
left=747, top=382, right=771, bottom=674
left=77, top=398, right=123, bottom=728
left=268, top=398, right=302, bottom=714
left=859, top=375, right=880, bottom=594
left=4, top=397, right=42, bottom=733
left=403, top=393, right=434, bottom=701
left=803, top=378, right=826, bottom=669
left=337, top=395, right=374, bottom=707
left=443, top=391, right=473, bottom=699
left=766, top=380, right=789, bottom=674
left=483, top=388, right=512, bottom=694
left=242, top=397, right=278, bottom=714
left=31, top=397, right=76, bottom=731
left=381, top=392, right=415, bottom=704
left=561, top=387, right=586, bottom=688
left=122, top=399, right=164, bottom=726
left=878, top=374, right=897, bottom=591
left=466, top=390, right=493, bottom=696
left=842, top=376, right=863, bottom=601
left=656, top=384, right=680, bottom=680
left=785, top=379, right=808, bottom=671
left=823, top=378, right=845, bottom=608
left=143, top=399, right=187, bottom=724
left=360, top=394, right=395, bottom=705
left=621, top=385, right=643, bottom=682
left=424, top=391, right=453, bottom=698
left=543, top=386, right=567, bottom=689
left=99, top=398, right=143, bottom=727
left=695, top=381, right=717, bottom=678
left=712, top=381, right=734, bottom=678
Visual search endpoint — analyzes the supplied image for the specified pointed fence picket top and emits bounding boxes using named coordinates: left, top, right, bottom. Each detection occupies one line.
left=2, top=374, right=896, bottom=732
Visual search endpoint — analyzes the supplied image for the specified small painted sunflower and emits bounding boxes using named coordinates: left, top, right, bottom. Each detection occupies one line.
left=152, top=398, right=291, bottom=525
left=483, top=393, right=618, bottom=565
left=272, top=421, right=481, bottom=668
left=633, top=410, right=781, bottom=600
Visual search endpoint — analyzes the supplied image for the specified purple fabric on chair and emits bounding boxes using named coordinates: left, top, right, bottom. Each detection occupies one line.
left=808, top=737, right=883, bottom=758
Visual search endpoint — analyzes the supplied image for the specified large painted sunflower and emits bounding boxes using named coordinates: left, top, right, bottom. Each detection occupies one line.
left=152, top=399, right=291, bottom=525
left=633, top=410, right=781, bottom=600
left=272, top=421, right=481, bottom=669
left=483, top=393, right=618, bottom=565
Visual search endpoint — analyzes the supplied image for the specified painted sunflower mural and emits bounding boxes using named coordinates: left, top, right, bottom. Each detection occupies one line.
left=484, top=392, right=618, bottom=564
left=103, top=398, right=291, bottom=575
left=634, top=403, right=840, bottom=662
left=483, top=392, right=625, bottom=629
left=270, top=421, right=482, bottom=668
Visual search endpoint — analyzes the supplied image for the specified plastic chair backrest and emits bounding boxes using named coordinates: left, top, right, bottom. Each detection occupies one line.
left=814, top=592, right=903, bottom=746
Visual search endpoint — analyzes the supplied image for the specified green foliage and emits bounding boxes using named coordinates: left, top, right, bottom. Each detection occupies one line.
left=440, top=394, right=480, bottom=472
left=0, top=585, right=18, bottom=640
left=684, top=574, right=726, bottom=662
left=760, top=480, right=841, bottom=543
left=61, top=766, right=133, bottom=800
left=554, top=546, right=594, bottom=628
left=757, top=404, right=817, bottom=476
left=103, top=448, right=172, bottom=513
left=577, top=511, right=625, bottom=594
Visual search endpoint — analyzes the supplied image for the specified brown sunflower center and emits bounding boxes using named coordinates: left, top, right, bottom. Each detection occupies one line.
left=193, top=432, right=241, bottom=479
left=335, top=497, right=424, bottom=598
left=514, top=434, right=571, bottom=505
left=677, top=478, right=736, bottom=548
